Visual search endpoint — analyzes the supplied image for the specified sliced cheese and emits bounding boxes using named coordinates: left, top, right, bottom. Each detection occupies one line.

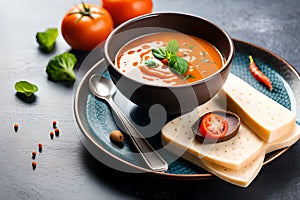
left=161, top=94, right=265, bottom=170
left=162, top=123, right=300, bottom=187
left=266, top=123, right=300, bottom=153
left=222, top=73, right=296, bottom=142
left=202, top=123, right=300, bottom=187
left=199, top=154, right=264, bottom=188
left=162, top=134, right=265, bottom=187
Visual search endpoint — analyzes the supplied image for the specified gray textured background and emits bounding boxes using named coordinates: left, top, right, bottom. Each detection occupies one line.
left=0, top=0, right=299, bottom=199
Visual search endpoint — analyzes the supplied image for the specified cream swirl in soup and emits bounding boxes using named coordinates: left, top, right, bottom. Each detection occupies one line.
left=116, top=32, right=224, bottom=86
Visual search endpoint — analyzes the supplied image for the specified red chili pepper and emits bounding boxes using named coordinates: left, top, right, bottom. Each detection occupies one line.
left=249, top=55, right=273, bottom=91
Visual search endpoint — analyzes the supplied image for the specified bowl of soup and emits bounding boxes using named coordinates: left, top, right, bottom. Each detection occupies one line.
left=104, top=12, right=234, bottom=114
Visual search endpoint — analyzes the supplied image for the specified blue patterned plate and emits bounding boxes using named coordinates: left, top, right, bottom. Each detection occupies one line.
left=74, top=39, right=300, bottom=179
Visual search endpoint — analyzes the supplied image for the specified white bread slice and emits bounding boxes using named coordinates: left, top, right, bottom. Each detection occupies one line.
left=222, top=73, right=296, bottom=142
left=161, top=94, right=265, bottom=170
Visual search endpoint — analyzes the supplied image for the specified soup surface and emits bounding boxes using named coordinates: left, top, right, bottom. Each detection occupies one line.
left=116, top=32, right=224, bottom=86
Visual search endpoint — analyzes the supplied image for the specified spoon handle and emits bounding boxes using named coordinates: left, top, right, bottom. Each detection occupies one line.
left=109, top=98, right=168, bottom=172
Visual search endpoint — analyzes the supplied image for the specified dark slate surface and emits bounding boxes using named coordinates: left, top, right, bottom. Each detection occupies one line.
left=0, top=0, right=299, bottom=199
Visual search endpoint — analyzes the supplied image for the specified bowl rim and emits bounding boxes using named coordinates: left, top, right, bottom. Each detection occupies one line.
left=104, top=11, right=235, bottom=88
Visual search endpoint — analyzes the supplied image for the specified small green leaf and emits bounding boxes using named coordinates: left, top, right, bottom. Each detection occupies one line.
left=15, top=81, right=38, bottom=97
left=152, top=52, right=165, bottom=59
left=152, top=48, right=165, bottom=59
left=171, top=56, right=189, bottom=74
left=165, top=39, right=179, bottom=54
left=144, top=59, right=157, bottom=68
left=152, top=48, right=161, bottom=54
left=201, top=58, right=210, bottom=63
left=167, top=53, right=177, bottom=67
left=182, top=74, right=196, bottom=81
left=158, top=47, right=166, bottom=55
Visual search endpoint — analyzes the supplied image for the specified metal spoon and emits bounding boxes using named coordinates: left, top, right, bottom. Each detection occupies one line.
left=89, top=74, right=168, bottom=172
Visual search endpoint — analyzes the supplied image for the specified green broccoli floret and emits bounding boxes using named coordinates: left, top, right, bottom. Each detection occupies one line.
left=46, top=52, right=77, bottom=81
left=36, top=28, right=58, bottom=52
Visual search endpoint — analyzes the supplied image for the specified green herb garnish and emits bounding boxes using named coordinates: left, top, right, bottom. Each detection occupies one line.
left=15, top=81, right=38, bottom=97
left=152, top=47, right=166, bottom=59
left=182, top=74, right=196, bottom=81
left=152, top=40, right=188, bottom=75
left=166, top=39, right=179, bottom=53
left=46, top=52, right=77, bottom=81
left=36, top=28, right=58, bottom=52
left=200, top=51, right=207, bottom=56
left=144, top=59, right=157, bottom=68
left=201, top=58, right=210, bottom=63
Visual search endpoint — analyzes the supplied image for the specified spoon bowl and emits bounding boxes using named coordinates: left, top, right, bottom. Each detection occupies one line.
left=89, top=74, right=116, bottom=99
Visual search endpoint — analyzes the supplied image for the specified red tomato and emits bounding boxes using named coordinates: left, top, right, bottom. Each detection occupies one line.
left=102, top=0, right=153, bottom=27
left=61, top=3, right=114, bottom=51
left=199, top=113, right=228, bottom=140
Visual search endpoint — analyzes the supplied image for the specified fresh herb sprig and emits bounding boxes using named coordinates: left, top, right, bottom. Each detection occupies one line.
left=151, top=40, right=189, bottom=75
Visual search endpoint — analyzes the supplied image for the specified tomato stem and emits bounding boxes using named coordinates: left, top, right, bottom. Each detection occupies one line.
left=68, top=2, right=104, bottom=22
left=82, top=2, right=90, bottom=12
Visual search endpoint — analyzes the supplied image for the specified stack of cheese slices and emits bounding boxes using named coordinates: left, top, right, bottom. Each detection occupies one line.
left=161, top=73, right=300, bottom=187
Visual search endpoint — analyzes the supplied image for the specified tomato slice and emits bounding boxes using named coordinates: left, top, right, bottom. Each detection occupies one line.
left=199, top=113, right=228, bottom=139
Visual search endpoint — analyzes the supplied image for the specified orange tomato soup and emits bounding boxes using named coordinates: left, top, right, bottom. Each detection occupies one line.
left=116, top=32, right=224, bottom=86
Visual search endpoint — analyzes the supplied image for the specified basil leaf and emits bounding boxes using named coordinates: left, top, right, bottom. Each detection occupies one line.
left=171, top=56, right=189, bottom=74
left=182, top=74, right=196, bottom=81
left=15, top=81, right=38, bottom=97
left=158, top=47, right=166, bottom=56
left=152, top=48, right=165, bottom=59
left=152, top=48, right=161, bottom=54
left=167, top=53, right=177, bottom=67
left=144, top=59, right=157, bottom=68
left=166, top=39, right=179, bottom=54
left=152, top=52, right=165, bottom=59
